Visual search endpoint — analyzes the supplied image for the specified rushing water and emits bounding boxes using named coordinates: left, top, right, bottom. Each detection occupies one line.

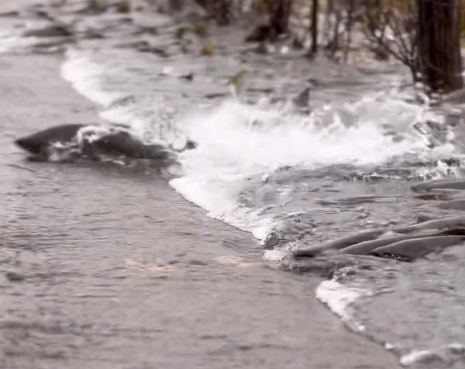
left=60, top=50, right=465, bottom=368
left=2, top=2, right=465, bottom=367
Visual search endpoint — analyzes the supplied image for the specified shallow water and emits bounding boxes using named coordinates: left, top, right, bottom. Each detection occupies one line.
left=1, top=1, right=465, bottom=367
left=0, top=54, right=403, bottom=369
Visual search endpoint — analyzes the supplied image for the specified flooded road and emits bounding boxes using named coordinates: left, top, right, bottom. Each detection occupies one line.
left=0, top=55, right=399, bottom=369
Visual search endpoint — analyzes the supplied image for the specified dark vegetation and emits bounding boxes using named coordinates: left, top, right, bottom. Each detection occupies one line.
left=183, top=0, right=464, bottom=94
left=77, top=0, right=464, bottom=93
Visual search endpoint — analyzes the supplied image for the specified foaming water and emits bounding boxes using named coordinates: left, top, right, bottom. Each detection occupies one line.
left=62, top=52, right=125, bottom=106
left=2, top=4, right=465, bottom=366
left=315, top=279, right=369, bottom=332
left=59, top=46, right=465, bottom=368
left=171, top=98, right=454, bottom=233
left=322, top=246, right=465, bottom=368
left=61, top=50, right=456, bottom=235
left=180, top=97, right=431, bottom=171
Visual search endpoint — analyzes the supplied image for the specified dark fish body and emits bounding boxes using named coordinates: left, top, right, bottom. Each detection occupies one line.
left=393, top=215, right=465, bottom=234
left=293, top=229, right=384, bottom=257
left=371, top=235, right=465, bottom=260
left=15, top=124, right=84, bottom=158
left=339, top=234, right=428, bottom=255
left=294, top=220, right=465, bottom=261
left=81, top=131, right=171, bottom=160
left=340, top=228, right=465, bottom=255
left=14, top=124, right=175, bottom=164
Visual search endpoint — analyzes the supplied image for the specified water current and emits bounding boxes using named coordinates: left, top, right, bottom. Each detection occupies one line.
left=1, top=2, right=465, bottom=367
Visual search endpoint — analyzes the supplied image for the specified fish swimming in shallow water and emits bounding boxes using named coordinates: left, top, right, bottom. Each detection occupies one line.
left=293, top=222, right=465, bottom=262
left=14, top=123, right=196, bottom=164
left=15, top=124, right=85, bottom=159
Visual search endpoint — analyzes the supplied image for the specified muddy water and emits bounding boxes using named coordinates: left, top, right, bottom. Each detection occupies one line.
left=0, top=56, right=399, bottom=369
left=2, top=1, right=465, bottom=368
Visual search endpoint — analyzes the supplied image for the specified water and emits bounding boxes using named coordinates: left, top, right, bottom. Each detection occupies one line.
left=1, top=54, right=402, bottom=369
left=60, top=49, right=465, bottom=367
left=2, top=1, right=465, bottom=367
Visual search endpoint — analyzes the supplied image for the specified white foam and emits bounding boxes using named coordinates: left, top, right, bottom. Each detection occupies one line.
left=400, top=349, right=434, bottom=366
left=101, top=96, right=185, bottom=146
left=180, top=98, right=433, bottom=172
left=263, top=249, right=287, bottom=261
left=170, top=174, right=274, bottom=238
left=316, top=279, right=369, bottom=331
left=76, top=124, right=115, bottom=143
left=60, top=49, right=456, bottom=243
left=447, top=342, right=465, bottom=353
left=384, top=342, right=395, bottom=350
left=169, top=96, right=453, bottom=240
left=0, top=35, right=39, bottom=54
left=61, top=49, right=124, bottom=106
left=400, top=343, right=465, bottom=366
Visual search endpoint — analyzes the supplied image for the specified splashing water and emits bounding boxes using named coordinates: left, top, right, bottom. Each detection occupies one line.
left=59, top=50, right=459, bottom=239
left=59, top=48, right=465, bottom=368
